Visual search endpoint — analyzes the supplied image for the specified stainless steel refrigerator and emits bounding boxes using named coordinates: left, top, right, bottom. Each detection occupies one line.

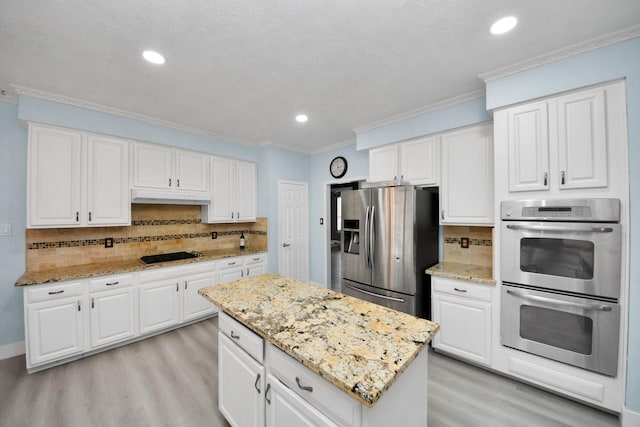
left=341, top=185, right=439, bottom=319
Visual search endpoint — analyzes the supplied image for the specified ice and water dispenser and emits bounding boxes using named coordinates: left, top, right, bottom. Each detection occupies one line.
left=343, top=219, right=360, bottom=254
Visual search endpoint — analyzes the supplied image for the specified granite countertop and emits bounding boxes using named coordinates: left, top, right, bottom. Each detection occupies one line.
left=199, top=273, right=439, bottom=407
left=425, top=262, right=495, bottom=285
left=16, top=248, right=265, bottom=286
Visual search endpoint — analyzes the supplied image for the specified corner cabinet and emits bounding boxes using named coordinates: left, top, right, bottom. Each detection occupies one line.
left=368, top=136, right=439, bottom=186
left=27, top=123, right=130, bottom=228
left=440, top=123, right=494, bottom=225
left=431, top=277, right=493, bottom=366
left=202, top=156, right=257, bottom=223
left=502, top=82, right=622, bottom=194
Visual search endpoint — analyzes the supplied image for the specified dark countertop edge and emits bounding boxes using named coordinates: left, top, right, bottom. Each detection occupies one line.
left=16, top=248, right=267, bottom=286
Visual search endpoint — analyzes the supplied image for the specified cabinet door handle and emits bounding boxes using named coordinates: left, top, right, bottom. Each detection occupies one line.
left=254, top=373, right=261, bottom=394
left=560, top=170, right=566, bottom=185
left=543, top=172, right=548, bottom=186
left=441, top=210, right=445, bottom=220
left=176, top=283, right=179, bottom=292
left=393, top=175, right=397, bottom=181
left=296, top=377, right=313, bottom=392
left=169, top=178, right=172, bottom=187
left=76, top=211, right=79, bottom=222
left=246, top=268, right=249, bottom=276
left=265, top=383, right=271, bottom=404
left=88, top=212, right=92, bottom=222
left=106, top=281, right=119, bottom=286
left=91, top=297, right=95, bottom=309
left=230, top=331, right=240, bottom=340
left=237, top=212, right=240, bottom=219
left=231, top=212, right=234, bottom=219
left=241, top=270, right=244, bottom=277
left=177, top=179, right=180, bottom=188
left=185, top=281, right=188, bottom=290
left=77, top=301, right=81, bottom=311
left=454, top=288, right=468, bottom=293
left=48, top=290, right=64, bottom=295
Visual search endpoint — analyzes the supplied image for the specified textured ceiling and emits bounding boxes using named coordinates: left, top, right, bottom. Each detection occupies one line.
left=1, top=0, right=639, bottom=152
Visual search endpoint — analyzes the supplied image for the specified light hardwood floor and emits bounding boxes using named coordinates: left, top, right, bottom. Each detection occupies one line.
left=0, top=317, right=620, bottom=427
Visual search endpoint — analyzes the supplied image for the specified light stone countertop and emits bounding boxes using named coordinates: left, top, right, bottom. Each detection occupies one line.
left=16, top=248, right=266, bottom=286
left=425, top=261, right=495, bottom=285
left=199, top=273, right=439, bottom=407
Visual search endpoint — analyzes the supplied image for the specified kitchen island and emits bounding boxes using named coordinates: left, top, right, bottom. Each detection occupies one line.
left=199, top=273, right=439, bottom=426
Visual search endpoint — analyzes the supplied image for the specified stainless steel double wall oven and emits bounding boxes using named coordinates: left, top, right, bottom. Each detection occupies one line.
left=500, top=199, right=622, bottom=376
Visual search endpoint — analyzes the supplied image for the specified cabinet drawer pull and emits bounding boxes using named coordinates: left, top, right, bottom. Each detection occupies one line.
left=296, top=377, right=313, bottom=392
left=253, top=258, right=260, bottom=261
left=454, top=288, right=468, bottom=293
left=265, top=383, right=271, bottom=404
left=230, top=331, right=240, bottom=340
left=48, top=290, right=64, bottom=295
left=105, top=281, right=119, bottom=286
left=228, top=262, right=236, bottom=266
left=254, top=373, right=261, bottom=394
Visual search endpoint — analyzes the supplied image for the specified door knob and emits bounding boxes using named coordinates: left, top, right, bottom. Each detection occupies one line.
left=282, top=243, right=291, bottom=247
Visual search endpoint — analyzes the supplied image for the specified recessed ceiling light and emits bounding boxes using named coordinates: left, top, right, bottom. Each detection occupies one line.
left=142, top=50, right=166, bottom=65
left=295, top=114, right=308, bottom=123
left=490, top=16, right=518, bottom=35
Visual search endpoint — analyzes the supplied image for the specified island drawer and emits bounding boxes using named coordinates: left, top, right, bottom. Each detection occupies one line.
left=267, top=344, right=361, bottom=427
left=433, top=277, right=492, bottom=301
left=27, top=280, right=84, bottom=303
left=89, top=274, right=134, bottom=293
left=218, top=312, right=263, bottom=363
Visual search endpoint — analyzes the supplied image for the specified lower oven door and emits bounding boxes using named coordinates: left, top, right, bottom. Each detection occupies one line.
left=501, top=284, right=620, bottom=376
left=342, top=279, right=415, bottom=316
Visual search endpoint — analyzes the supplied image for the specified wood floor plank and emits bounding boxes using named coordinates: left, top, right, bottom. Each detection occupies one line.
left=0, top=317, right=620, bottom=427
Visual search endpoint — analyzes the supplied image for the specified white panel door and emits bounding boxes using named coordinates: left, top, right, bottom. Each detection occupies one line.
left=507, top=101, right=550, bottom=192
left=209, top=156, right=234, bottom=222
left=27, top=296, right=84, bottom=366
left=175, top=149, right=210, bottom=192
left=441, top=124, right=494, bottom=224
left=132, top=142, right=173, bottom=190
left=86, top=134, right=130, bottom=225
left=235, top=160, right=257, bottom=222
left=368, top=145, right=398, bottom=182
left=139, top=279, right=181, bottom=335
left=90, top=287, right=135, bottom=348
left=219, top=333, right=265, bottom=427
left=399, top=136, right=439, bottom=186
left=183, top=273, right=217, bottom=321
left=278, top=181, right=309, bottom=281
left=28, top=124, right=83, bottom=227
left=266, top=374, right=338, bottom=427
left=555, top=87, right=608, bottom=190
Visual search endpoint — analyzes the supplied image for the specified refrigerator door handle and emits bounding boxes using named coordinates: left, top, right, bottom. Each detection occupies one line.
left=370, top=206, right=376, bottom=270
left=343, top=283, right=405, bottom=303
left=364, top=206, right=370, bottom=267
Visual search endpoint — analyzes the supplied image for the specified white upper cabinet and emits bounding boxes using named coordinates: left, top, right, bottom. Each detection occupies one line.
left=368, top=145, right=398, bottom=182
left=28, top=123, right=130, bottom=228
left=203, top=157, right=257, bottom=223
left=132, top=142, right=210, bottom=193
left=505, top=84, right=610, bottom=193
left=368, top=136, right=439, bottom=186
left=441, top=123, right=494, bottom=225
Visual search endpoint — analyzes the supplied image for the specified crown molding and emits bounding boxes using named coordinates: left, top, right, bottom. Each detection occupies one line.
left=10, top=84, right=258, bottom=147
left=352, top=89, right=485, bottom=135
left=0, top=89, right=18, bottom=104
left=257, top=140, right=312, bottom=155
left=479, top=25, right=640, bottom=82
left=309, top=138, right=356, bottom=155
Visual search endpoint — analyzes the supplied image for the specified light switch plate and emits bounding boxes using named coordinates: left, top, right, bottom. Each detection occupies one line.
left=0, top=223, right=12, bottom=236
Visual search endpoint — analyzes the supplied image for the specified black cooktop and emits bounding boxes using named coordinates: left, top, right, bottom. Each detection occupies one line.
left=141, top=251, right=202, bottom=264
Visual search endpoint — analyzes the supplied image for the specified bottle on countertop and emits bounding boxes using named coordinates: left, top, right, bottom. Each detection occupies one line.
left=240, top=231, right=245, bottom=250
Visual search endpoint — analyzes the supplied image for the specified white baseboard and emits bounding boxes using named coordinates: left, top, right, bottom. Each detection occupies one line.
left=622, top=407, right=640, bottom=427
left=0, top=341, right=25, bottom=360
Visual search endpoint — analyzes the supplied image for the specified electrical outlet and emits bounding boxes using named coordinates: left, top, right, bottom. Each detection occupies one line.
left=105, top=237, right=114, bottom=248
left=460, top=237, right=469, bottom=249
left=211, top=231, right=218, bottom=239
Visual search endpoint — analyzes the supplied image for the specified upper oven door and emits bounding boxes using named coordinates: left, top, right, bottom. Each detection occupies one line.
left=501, top=221, right=621, bottom=299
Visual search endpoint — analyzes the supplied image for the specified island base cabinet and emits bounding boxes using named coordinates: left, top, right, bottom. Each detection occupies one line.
left=27, top=296, right=84, bottom=367
left=219, top=332, right=265, bottom=427
left=266, top=374, right=338, bottom=427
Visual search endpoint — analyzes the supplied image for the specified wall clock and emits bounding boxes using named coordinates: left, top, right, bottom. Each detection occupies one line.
left=329, top=156, right=348, bottom=178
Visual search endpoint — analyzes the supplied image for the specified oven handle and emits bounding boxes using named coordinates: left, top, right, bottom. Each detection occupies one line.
left=506, top=289, right=613, bottom=312
left=343, top=283, right=405, bottom=303
left=505, top=224, right=614, bottom=233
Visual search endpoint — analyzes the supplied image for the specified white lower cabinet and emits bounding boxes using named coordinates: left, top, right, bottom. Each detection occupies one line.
left=90, top=287, right=136, bottom=348
left=432, top=277, right=493, bottom=366
left=266, top=374, right=338, bottom=427
left=183, top=272, right=218, bottom=321
left=139, top=278, right=181, bottom=335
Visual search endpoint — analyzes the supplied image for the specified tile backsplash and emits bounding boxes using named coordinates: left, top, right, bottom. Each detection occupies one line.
left=26, top=205, right=267, bottom=272
left=443, top=225, right=493, bottom=268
